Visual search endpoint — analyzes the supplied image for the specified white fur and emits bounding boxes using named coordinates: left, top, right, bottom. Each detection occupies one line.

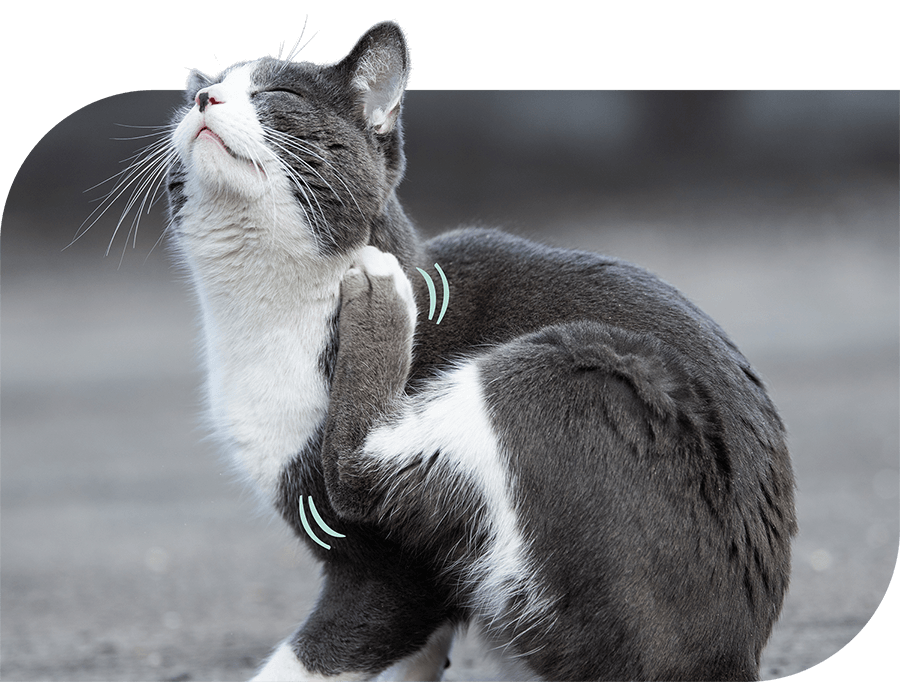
left=174, top=63, right=270, bottom=197
left=189, top=257, right=341, bottom=498
left=363, top=362, right=554, bottom=632
left=172, top=59, right=357, bottom=500
left=351, top=245, right=418, bottom=328
left=251, top=642, right=368, bottom=682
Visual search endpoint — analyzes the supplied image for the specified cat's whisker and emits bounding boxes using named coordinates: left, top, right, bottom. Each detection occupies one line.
left=277, top=161, right=323, bottom=224
left=274, top=16, right=315, bottom=76
left=238, top=142, right=270, bottom=184
left=109, top=131, right=168, bottom=142
left=103, top=145, right=176, bottom=259
left=131, top=148, right=178, bottom=237
left=110, top=125, right=175, bottom=142
left=252, top=147, right=289, bottom=239
left=271, top=132, right=365, bottom=220
left=144, top=154, right=178, bottom=216
left=114, top=122, right=175, bottom=130
left=131, top=143, right=178, bottom=209
left=80, top=167, right=140, bottom=208
left=264, top=143, right=355, bottom=240
left=112, top=146, right=174, bottom=220
left=80, top=135, right=171, bottom=201
left=275, top=170, right=326, bottom=249
left=263, top=131, right=348, bottom=212
left=72, top=138, right=174, bottom=252
left=264, top=147, right=335, bottom=247
left=144, top=218, right=176, bottom=263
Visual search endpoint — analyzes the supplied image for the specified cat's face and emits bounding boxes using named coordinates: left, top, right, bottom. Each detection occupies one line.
left=167, top=22, right=409, bottom=257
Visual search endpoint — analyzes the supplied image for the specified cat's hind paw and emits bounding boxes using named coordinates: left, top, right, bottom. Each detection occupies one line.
left=344, top=246, right=417, bottom=330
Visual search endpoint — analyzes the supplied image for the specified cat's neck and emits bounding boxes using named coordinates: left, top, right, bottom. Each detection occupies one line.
left=173, top=185, right=348, bottom=496
left=175, top=184, right=419, bottom=298
left=368, top=193, right=424, bottom=270
left=172, top=185, right=420, bottom=498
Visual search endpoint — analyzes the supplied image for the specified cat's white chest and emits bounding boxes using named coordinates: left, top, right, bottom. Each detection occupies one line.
left=175, top=188, right=346, bottom=501
left=169, top=60, right=353, bottom=501
left=200, top=282, right=336, bottom=499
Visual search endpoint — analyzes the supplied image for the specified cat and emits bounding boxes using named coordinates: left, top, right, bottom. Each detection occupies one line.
left=157, top=21, right=797, bottom=682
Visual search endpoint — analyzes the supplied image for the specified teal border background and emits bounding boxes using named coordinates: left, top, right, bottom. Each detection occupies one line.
left=0, top=0, right=900, bottom=682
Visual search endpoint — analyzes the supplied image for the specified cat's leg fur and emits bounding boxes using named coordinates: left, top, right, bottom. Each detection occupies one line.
left=252, top=560, right=454, bottom=681
left=254, top=247, right=455, bottom=682
left=252, top=624, right=452, bottom=682
left=373, top=623, right=454, bottom=681
left=313, top=246, right=537, bottom=680
left=320, top=245, right=418, bottom=521
left=250, top=641, right=367, bottom=682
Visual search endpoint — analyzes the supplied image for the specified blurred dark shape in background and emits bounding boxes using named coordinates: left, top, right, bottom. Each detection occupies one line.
left=2, top=90, right=896, bottom=259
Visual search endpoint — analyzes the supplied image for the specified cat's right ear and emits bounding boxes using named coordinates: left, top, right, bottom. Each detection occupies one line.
left=184, top=69, right=213, bottom=105
left=341, top=22, right=410, bottom=135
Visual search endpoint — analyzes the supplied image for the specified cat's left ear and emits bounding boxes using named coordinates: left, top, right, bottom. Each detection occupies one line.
left=341, top=22, right=409, bottom=134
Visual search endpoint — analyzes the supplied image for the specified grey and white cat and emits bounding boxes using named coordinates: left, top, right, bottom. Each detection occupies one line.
left=158, top=22, right=796, bottom=681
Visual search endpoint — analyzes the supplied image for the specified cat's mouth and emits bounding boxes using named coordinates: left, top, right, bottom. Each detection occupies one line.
left=196, top=126, right=235, bottom=155
left=196, top=126, right=265, bottom=174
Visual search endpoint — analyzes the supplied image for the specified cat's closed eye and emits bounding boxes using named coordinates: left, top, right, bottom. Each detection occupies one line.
left=259, top=87, right=304, bottom=98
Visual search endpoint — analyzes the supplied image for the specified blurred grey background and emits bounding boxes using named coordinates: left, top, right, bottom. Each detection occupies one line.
left=2, top=90, right=898, bottom=681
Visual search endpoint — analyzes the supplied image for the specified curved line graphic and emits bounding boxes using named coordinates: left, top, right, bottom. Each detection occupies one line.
left=308, top=496, right=346, bottom=538
left=299, top=497, right=331, bottom=550
left=416, top=267, right=437, bottom=320
left=434, top=263, right=449, bottom=324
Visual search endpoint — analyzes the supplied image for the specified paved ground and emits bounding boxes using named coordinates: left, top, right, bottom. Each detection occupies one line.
left=2, top=169, right=898, bottom=681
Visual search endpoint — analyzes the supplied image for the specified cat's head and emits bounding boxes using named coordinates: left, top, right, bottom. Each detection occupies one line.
left=167, top=22, right=410, bottom=257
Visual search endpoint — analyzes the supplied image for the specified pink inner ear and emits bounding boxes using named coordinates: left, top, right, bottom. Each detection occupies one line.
left=375, top=105, right=400, bottom=134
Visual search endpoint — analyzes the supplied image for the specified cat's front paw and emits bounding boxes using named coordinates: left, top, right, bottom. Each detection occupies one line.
left=250, top=641, right=369, bottom=681
left=342, top=246, right=417, bottom=332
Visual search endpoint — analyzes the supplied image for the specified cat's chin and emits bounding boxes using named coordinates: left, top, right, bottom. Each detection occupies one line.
left=196, top=126, right=229, bottom=150
left=195, top=128, right=265, bottom=167
left=189, top=142, right=268, bottom=198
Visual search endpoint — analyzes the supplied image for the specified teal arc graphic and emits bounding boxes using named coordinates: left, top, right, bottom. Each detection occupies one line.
left=415, top=263, right=450, bottom=324
left=299, top=496, right=346, bottom=550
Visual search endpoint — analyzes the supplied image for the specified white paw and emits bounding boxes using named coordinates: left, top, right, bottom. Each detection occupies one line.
left=250, top=641, right=369, bottom=681
left=350, top=246, right=417, bottom=328
left=250, top=642, right=308, bottom=681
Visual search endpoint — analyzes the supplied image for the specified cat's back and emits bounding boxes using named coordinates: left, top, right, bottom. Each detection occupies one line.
left=415, top=227, right=749, bottom=384
left=415, top=225, right=787, bottom=461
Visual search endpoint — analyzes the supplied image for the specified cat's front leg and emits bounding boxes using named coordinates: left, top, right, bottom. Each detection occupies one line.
left=321, top=246, right=417, bottom=520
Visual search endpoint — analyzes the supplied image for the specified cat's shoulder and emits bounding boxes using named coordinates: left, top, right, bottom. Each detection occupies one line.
left=425, top=226, right=621, bottom=269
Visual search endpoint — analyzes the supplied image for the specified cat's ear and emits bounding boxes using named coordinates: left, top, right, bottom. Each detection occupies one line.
left=341, top=22, right=409, bottom=134
left=184, top=69, right=213, bottom=105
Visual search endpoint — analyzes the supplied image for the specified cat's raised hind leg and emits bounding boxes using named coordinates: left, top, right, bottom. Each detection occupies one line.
left=320, top=245, right=417, bottom=521
left=275, top=248, right=456, bottom=682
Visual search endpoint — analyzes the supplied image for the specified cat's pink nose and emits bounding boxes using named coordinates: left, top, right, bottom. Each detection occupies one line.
left=196, top=90, right=223, bottom=113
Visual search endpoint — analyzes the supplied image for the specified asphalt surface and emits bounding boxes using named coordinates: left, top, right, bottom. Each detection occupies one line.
left=2, top=171, right=898, bottom=681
